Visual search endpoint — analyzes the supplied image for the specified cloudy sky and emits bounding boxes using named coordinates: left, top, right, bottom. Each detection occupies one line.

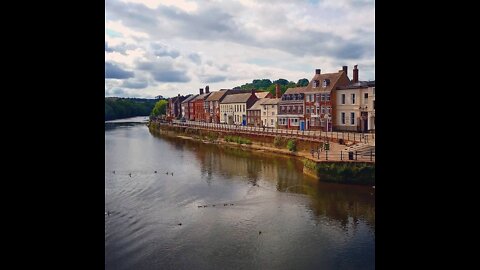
left=105, top=0, right=375, bottom=98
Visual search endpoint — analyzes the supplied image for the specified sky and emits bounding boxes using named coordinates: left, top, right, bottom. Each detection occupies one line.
left=105, top=0, right=375, bottom=98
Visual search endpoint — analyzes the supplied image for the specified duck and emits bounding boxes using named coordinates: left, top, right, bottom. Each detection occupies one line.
left=112, top=170, right=115, bottom=174
left=129, top=173, right=132, bottom=177
left=154, top=171, right=157, bottom=173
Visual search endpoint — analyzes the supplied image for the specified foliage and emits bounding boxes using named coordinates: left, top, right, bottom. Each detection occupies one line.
left=287, top=139, right=297, bottom=152
left=316, top=162, right=375, bottom=185
left=105, top=97, right=159, bottom=121
left=303, top=159, right=318, bottom=170
left=224, top=135, right=252, bottom=145
left=273, top=136, right=285, bottom=148
left=235, top=78, right=303, bottom=97
left=297, top=78, right=309, bottom=87
left=151, top=99, right=168, bottom=117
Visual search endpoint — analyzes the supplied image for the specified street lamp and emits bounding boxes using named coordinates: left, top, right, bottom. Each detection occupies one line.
left=324, top=113, right=331, bottom=132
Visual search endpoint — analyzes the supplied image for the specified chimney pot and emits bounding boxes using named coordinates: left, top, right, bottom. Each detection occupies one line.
left=353, top=65, right=359, bottom=83
left=199, top=88, right=204, bottom=95
left=342, top=66, right=348, bottom=74
left=205, top=85, right=210, bottom=93
left=315, top=69, right=321, bottom=74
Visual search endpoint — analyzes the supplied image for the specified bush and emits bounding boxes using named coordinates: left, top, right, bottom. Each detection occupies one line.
left=224, top=135, right=251, bottom=145
left=273, top=136, right=284, bottom=148
left=287, top=139, right=297, bottom=152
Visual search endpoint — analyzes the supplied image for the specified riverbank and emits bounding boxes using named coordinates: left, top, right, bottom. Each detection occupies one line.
left=149, top=121, right=375, bottom=185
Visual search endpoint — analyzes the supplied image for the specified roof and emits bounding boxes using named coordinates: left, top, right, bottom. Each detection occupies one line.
left=206, top=89, right=229, bottom=101
left=221, top=93, right=255, bottom=104
left=255, top=91, right=270, bottom=98
left=261, top=98, right=280, bottom=105
left=247, top=99, right=264, bottom=111
left=284, top=87, right=307, bottom=94
left=181, top=94, right=197, bottom=103
left=337, top=80, right=375, bottom=90
left=304, top=71, right=349, bottom=92
left=192, top=92, right=211, bottom=101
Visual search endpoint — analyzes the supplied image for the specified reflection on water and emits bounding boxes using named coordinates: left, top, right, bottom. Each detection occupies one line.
left=105, top=124, right=375, bottom=270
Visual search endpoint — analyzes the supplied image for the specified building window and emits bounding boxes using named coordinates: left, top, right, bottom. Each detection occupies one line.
left=271, top=112, right=274, bottom=116
left=351, top=94, right=356, bottom=104
left=306, top=107, right=310, bottom=114
left=263, top=111, right=266, bottom=116
left=326, top=93, right=330, bottom=101
left=327, top=106, right=331, bottom=114
left=364, top=93, right=368, bottom=99
left=341, top=94, right=346, bottom=104
left=316, top=107, right=320, bottom=115
left=341, top=112, right=345, bottom=124
left=314, top=80, right=319, bottom=87
left=243, top=105, right=245, bottom=112
left=350, top=112, right=355, bottom=125
left=299, top=106, right=303, bottom=113
left=321, top=106, right=325, bottom=114
left=271, top=119, right=274, bottom=125
left=323, top=79, right=330, bottom=87
left=321, top=94, right=325, bottom=101
left=271, top=105, right=275, bottom=108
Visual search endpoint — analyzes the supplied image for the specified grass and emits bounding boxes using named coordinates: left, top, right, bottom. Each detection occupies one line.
left=224, top=135, right=252, bottom=145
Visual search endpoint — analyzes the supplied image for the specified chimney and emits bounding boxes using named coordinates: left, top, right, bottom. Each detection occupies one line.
left=251, top=89, right=255, bottom=96
left=275, top=84, right=281, bottom=98
left=353, top=65, right=359, bottom=83
left=315, top=68, right=321, bottom=75
left=342, top=66, right=348, bottom=74
left=199, top=88, right=204, bottom=95
left=205, top=85, right=210, bottom=93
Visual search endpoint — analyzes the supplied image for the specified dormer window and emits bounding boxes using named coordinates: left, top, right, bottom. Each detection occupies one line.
left=323, top=79, right=330, bottom=87
left=313, top=80, right=320, bottom=88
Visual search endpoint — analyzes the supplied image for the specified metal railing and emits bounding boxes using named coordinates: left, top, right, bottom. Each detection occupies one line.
left=153, top=119, right=375, bottom=145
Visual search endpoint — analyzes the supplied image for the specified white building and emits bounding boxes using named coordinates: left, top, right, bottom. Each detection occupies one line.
left=219, top=92, right=258, bottom=125
left=334, top=81, right=375, bottom=132
left=260, top=98, right=280, bottom=128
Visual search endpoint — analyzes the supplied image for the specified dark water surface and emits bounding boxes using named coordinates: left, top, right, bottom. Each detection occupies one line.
left=105, top=117, right=375, bottom=270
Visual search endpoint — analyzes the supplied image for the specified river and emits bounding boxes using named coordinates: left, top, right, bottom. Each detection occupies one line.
left=105, top=116, right=375, bottom=269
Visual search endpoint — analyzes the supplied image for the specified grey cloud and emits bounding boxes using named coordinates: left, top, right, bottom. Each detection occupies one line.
left=106, top=0, right=249, bottom=41
left=136, top=60, right=190, bottom=83
left=105, top=42, right=114, bottom=52
left=188, top=53, right=201, bottom=64
left=113, top=88, right=126, bottom=95
left=105, top=62, right=134, bottom=79
left=203, top=75, right=227, bottom=83
left=150, top=43, right=180, bottom=58
left=105, top=42, right=137, bottom=55
left=121, top=78, right=149, bottom=89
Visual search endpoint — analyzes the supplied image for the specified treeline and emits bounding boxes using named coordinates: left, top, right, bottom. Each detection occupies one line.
left=235, top=78, right=309, bottom=96
left=105, top=97, right=160, bottom=121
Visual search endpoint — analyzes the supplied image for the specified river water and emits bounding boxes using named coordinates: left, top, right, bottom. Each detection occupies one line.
left=105, top=116, right=375, bottom=269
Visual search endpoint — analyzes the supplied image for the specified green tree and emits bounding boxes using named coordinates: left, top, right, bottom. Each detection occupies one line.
left=151, top=100, right=168, bottom=117
left=274, top=78, right=289, bottom=86
left=297, top=78, right=309, bottom=87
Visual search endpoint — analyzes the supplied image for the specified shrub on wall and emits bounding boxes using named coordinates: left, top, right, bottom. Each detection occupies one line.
left=287, top=139, right=297, bottom=152
left=273, top=136, right=284, bottom=148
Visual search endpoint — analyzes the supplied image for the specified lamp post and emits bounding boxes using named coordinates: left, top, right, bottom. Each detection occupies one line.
left=324, top=113, right=331, bottom=133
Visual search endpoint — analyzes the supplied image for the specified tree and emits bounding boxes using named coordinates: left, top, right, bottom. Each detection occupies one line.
left=151, top=100, right=168, bottom=117
left=297, top=78, right=309, bottom=87
left=273, top=78, right=289, bottom=86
